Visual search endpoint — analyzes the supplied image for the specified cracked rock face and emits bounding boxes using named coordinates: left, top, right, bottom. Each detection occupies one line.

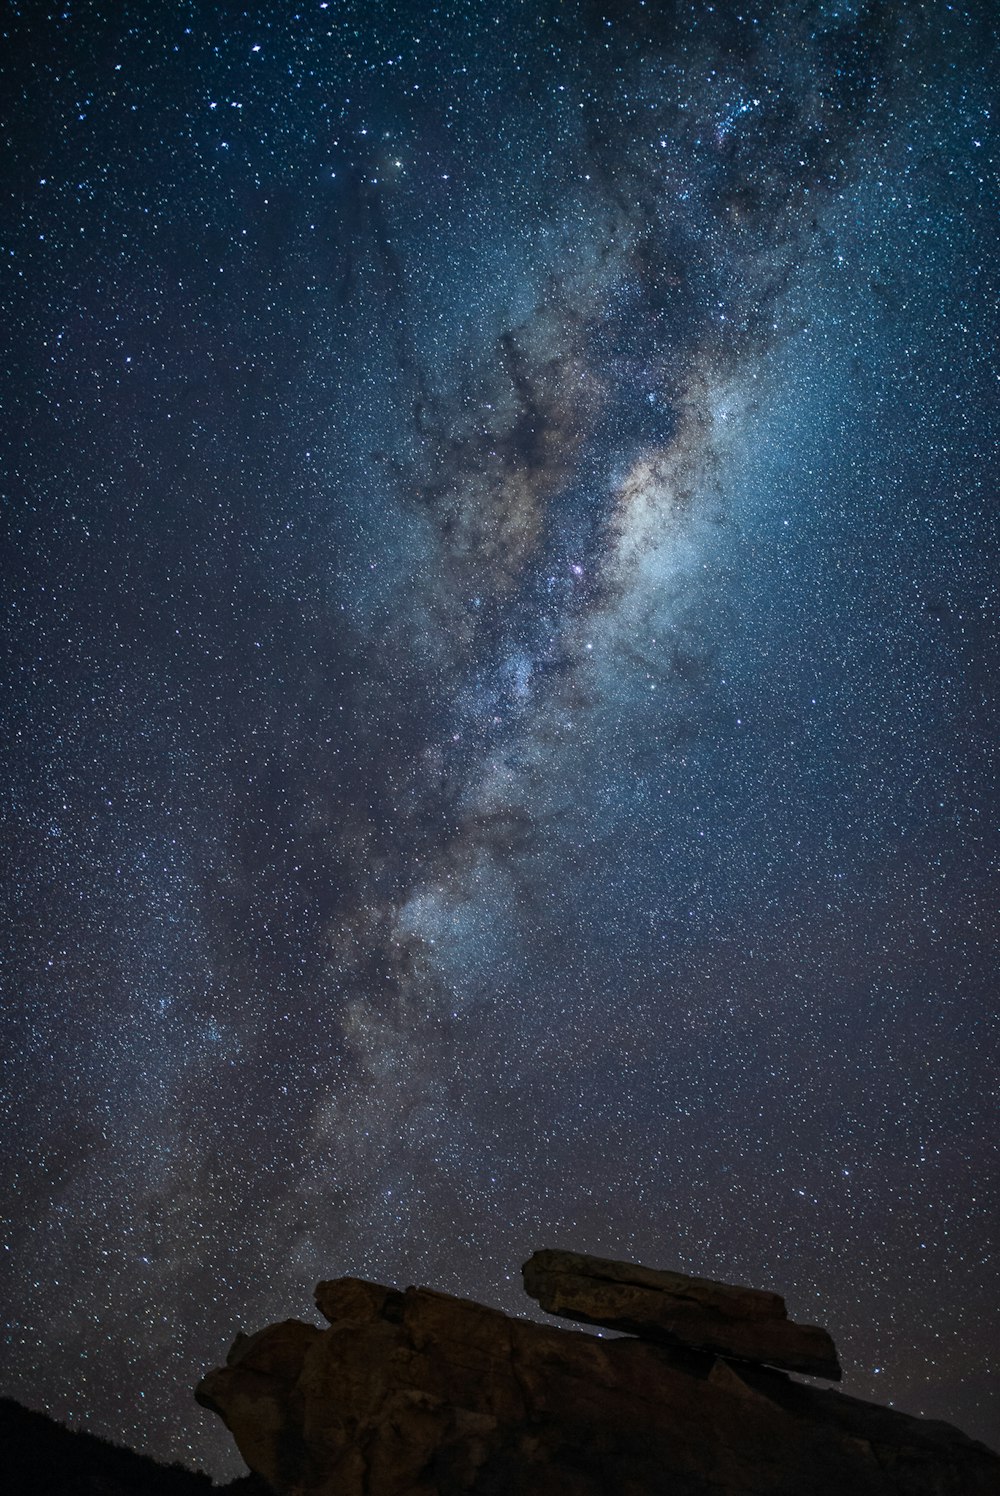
left=195, top=1268, right=999, bottom=1496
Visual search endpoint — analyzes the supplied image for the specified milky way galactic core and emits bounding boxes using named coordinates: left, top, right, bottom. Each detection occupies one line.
left=2, top=0, right=997, bottom=1476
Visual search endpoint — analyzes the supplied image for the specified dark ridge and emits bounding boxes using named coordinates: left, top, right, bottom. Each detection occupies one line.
left=1, top=1398, right=272, bottom=1496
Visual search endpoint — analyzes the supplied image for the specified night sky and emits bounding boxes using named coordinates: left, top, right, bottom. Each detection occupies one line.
left=2, top=0, right=998, bottom=1479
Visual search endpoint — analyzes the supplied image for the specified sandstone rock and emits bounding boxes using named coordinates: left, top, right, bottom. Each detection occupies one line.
left=196, top=1273, right=1000, bottom=1496
left=523, top=1249, right=842, bottom=1379
left=196, top=1320, right=323, bottom=1492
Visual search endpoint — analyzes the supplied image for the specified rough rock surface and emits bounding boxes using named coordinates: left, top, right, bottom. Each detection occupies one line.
left=196, top=1270, right=1000, bottom=1496
left=523, top=1249, right=841, bottom=1380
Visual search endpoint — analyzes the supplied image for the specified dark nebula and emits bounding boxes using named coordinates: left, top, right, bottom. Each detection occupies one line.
left=2, top=0, right=997, bottom=1477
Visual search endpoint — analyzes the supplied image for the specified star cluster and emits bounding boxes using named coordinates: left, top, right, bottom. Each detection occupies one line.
left=2, top=0, right=997, bottom=1477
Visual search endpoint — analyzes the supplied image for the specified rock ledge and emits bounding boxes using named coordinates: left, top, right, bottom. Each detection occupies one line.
left=522, top=1248, right=841, bottom=1379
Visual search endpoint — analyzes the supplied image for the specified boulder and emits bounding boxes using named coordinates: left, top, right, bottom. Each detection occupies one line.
left=523, top=1248, right=841, bottom=1379
left=195, top=1270, right=1000, bottom=1496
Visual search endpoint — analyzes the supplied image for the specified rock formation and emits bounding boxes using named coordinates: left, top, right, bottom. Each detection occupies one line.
left=195, top=1253, right=1000, bottom=1496
left=522, top=1249, right=841, bottom=1380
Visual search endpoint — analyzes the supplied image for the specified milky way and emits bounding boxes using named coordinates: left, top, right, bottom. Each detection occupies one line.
left=2, top=0, right=998, bottom=1476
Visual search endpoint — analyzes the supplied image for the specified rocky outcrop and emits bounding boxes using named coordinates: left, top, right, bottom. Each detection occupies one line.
left=195, top=1258, right=1000, bottom=1496
left=522, top=1249, right=841, bottom=1380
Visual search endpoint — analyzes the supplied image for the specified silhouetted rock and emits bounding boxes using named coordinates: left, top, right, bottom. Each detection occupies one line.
left=1, top=1396, right=270, bottom=1495
left=523, top=1248, right=842, bottom=1379
left=195, top=1263, right=1000, bottom=1496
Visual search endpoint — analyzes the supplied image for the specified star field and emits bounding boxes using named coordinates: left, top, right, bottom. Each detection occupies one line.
left=1, top=0, right=998, bottom=1478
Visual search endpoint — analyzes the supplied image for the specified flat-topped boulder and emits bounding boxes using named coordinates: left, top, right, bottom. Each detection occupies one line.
left=523, top=1248, right=842, bottom=1379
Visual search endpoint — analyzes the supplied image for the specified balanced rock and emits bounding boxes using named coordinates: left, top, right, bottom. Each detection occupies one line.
left=523, top=1249, right=841, bottom=1380
left=196, top=1271, right=1000, bottom=1496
